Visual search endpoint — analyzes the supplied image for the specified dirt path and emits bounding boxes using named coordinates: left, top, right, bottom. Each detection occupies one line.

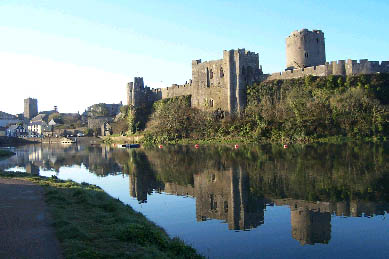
left=0, top=178, right=63, bottom=259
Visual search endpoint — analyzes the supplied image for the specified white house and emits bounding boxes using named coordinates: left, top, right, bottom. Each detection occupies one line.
left=28, top=121, right=45, bottom=136
left=28, top=121, right=53, bottom=137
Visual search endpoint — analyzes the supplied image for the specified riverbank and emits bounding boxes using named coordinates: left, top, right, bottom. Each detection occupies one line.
left=103, top=134, right=387, bottom=146
left=0, top=172, right=203, bottom=258
left=0, top=136, right=38, bottom=146
left=0, top=149, right=15, bottom=158
left=0, top=136, right=102, bottom=146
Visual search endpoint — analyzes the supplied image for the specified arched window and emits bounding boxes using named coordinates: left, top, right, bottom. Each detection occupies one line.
left=210, top=69, right=213, bottom=79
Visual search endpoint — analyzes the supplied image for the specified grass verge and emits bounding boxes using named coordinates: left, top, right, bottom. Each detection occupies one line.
left=0, top=172, right=203, bottom=259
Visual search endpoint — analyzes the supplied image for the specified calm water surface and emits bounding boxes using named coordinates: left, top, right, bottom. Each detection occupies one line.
left=1, top=143, right=389, bottom=258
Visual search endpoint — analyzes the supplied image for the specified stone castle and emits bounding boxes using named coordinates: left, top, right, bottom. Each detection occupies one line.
left=268, top=29, right=389, bottom=80
left=127, top=49, right=263, bottom=114
left=127, top=29, right=389, bottom=114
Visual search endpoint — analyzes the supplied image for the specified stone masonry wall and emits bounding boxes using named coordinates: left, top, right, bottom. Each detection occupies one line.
left=267, top=59, right=389, bottom=81
left=160, top=82, right=193, bottom=100
left=191, top=59, right=229, bottom=112
left=228, top=49, right=262, bottom=113
left=127, top=49, right=262, bottom=114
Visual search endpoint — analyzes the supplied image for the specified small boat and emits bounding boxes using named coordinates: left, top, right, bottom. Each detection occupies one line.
left=61, top=138, right=76, bottom=144
left=116, top=143, right=140, bottom=149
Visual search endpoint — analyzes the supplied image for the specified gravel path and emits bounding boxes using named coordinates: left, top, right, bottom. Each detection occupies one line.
left=0, top=178, right=63, bottom=259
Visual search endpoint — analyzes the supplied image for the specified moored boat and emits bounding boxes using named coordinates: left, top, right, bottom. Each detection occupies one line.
left=61, top=138, right=76, bottom=144
left=116, top=143, right=140, bottom=148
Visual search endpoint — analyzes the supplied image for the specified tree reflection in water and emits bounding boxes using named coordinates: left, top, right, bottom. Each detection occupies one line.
left=2, top=142, right=389, bottom=245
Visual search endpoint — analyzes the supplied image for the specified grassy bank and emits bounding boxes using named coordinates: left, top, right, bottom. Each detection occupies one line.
left=0, top=150, right=15, bottom=158
left=0, top=172, right=203, bottom=259
left=0, top=136, right=38, bottom=146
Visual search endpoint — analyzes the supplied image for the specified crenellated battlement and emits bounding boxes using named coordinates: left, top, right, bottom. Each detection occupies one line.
left=222, top=48, right=259, bottom=59
left=267, top=59, right=389, bottom=81
left=268, top=64, right=328, bottom=80
left=162, top=81, right=192, bottom=93
left=288, top=29, right=324, bottom=38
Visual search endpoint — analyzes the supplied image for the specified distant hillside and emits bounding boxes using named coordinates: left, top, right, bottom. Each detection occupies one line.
left=0, top=111, right=17, bottom=119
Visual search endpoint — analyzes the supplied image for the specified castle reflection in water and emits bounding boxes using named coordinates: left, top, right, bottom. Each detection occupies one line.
left=2, top=143, right=389, bottom=246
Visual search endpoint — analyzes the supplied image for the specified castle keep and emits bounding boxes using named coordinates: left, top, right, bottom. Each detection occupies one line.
left=286, top=29, right=326, bottom=70
left=269, top=28, right=389, bottom=80
left=127, top=29, right=389, bottom=113
left=127, top=49, right=263, bottom=114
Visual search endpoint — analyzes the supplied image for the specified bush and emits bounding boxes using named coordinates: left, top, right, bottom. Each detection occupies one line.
left=243, top=74, right=389, bottom=142
left=145, top=96, right=215, bottom=142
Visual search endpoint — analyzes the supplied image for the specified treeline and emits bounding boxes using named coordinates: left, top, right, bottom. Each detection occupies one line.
left=118, top=73, right=389, bottom=143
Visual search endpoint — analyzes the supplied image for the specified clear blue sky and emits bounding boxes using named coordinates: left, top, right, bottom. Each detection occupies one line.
left=1, top=0, right=388, bottom=114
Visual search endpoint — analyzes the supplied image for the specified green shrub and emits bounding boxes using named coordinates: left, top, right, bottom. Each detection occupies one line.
left=139, top=74, right=389, bottom=143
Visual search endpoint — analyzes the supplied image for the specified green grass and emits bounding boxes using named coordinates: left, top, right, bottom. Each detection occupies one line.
left=0, top=172, right=203, bottom=259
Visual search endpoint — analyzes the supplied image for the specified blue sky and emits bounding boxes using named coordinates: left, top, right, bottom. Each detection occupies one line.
left=1, top=0, right=388, bottom=114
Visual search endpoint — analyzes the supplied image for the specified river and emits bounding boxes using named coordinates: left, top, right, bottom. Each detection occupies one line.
left=1, top=142, right=389, bottom=258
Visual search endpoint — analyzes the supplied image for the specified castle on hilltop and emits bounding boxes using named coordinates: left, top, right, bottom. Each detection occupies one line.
left=268, top=29, right=389, bottom=80
left=127, top=29, right=389, bottom=114
left=127, top=49, right=264, bottom=114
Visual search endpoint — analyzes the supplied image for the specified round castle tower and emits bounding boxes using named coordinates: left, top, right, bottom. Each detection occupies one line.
left=286, top=29, right=326, bottom=70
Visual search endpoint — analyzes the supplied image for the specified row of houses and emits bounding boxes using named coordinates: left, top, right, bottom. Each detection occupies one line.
left=0, top=121, right=55, bottom=138
left=1, top=101, right=121, bottom=138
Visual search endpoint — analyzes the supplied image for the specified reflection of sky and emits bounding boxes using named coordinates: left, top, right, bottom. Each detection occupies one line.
left=3, top=152, right=389, bottom=258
